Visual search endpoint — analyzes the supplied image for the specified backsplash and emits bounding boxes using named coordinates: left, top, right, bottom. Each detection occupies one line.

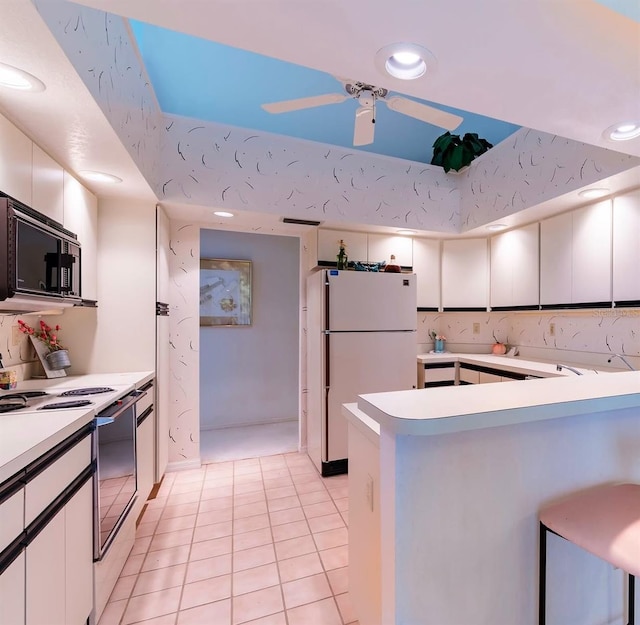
left=0, top=313, right=67, bottom=379
left=418, top=309, right=640, bottom=369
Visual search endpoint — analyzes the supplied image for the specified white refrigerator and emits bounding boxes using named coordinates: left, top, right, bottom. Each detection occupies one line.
left=306, top=269, right=417, bottom=476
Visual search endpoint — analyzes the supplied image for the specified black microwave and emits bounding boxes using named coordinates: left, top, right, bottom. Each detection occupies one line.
left=0, top=193, right=81, bottom=311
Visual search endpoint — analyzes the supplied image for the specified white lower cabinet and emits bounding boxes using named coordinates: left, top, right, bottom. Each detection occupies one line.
left=478, top=371, right=503, bottom=384
left=26, top=509, right=66, bottom=625
left=0, top=426, right=93, bottom=625
left=0, top=551, right=25, bottom=625
left=64, top=480, right=94, bottom=625
left=135, top=407, right=155, bottom=521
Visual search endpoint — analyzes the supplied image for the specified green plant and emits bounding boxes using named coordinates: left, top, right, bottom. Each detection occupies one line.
left=431, top=131, right=493, bottom=173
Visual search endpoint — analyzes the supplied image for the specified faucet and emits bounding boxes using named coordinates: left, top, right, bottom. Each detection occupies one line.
left=607, top=354, right=636, bottom=371
left=556, top=364, right=583, bottom=376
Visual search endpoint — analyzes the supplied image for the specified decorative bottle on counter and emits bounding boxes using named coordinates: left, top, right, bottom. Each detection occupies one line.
left=336, top=240, right=348, bottom=270
left=384, top=254, right=401, bottom=273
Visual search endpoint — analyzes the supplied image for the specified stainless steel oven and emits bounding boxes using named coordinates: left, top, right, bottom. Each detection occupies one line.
left=93, top=389, right=147, bottom=560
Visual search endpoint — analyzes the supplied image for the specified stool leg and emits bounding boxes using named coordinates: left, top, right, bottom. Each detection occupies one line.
left=629, top=574, right=635, bottom=625
left=539, top=522, right=547, bottom=625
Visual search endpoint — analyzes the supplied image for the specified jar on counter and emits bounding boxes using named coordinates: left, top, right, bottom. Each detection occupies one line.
left=384, top=254, right=401, bottom=273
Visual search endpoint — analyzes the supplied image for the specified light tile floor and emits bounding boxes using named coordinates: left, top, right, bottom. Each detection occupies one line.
left=98, top=452, right=357, bottom=625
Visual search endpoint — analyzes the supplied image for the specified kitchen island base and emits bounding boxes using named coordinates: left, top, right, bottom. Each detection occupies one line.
left=346, top=374, right=640, bottom=625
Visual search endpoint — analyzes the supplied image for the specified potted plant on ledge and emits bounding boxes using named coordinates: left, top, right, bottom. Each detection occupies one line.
left=431, top=131, right=493, bottom=173
left=18, top=319, right=71, bottom=371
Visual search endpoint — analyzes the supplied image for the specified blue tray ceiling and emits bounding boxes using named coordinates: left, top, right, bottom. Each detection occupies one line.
left=131, top=20, right=520, bottom=164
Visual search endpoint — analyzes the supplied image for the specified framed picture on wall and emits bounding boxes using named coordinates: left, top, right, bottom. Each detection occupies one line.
left=200, top=259, right=252, bottom=326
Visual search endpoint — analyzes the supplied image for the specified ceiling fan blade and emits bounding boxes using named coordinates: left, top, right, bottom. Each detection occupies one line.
left=385, top=96, right=463, bottom=131
left=353, top=107, right=375, bottom=146
left=261, top=93, right=348, bottom=114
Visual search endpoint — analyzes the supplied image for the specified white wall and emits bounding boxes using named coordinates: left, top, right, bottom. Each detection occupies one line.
left=200, top=229, right=299, bottom=430
left=90, top=197, right=156, bottom=372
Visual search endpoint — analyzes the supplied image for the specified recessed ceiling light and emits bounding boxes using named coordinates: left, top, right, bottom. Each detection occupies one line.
left=397, top=229, right=416, bottom=235
left=78, top=170, right=122, bottom=184
left=486, top=223, right=508, bottom=231
left=375, top=43, right=436, bottom=81
left=0, top=62, right=45, bottom=92
left=214, top=211, right=234, bottom=218
left=578, top=188, right=610, bottom=199
left=604, top=121, right=640, bottom=141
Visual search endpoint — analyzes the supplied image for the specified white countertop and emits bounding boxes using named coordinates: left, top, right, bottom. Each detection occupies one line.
left=356, top=369, right=640, bottom=436
left=417, top=352, right=601, bottom=377
left=0, top=371, right=154, bottom=484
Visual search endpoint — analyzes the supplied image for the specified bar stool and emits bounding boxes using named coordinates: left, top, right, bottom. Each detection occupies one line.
left=539, top=482, right=640, bottom=625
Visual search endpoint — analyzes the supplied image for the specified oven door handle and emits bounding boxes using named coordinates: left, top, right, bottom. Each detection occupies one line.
left=97, top=389, right=147, bottom=421
left=95, top=416, right=115, bottom=427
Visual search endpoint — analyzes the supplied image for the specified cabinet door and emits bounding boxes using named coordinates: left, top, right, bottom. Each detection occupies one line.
left=156, top=206, right=171, bottom=482
left=317, top=229, right=367, bottom=265
left=26, top=508, right=66, bottom=625
left=63, top=172, right=98, bottom=301
left=136, top=410, right=155, bottom=513
left=0, top=113, right=32, bottom=205
left=478, top=371, right=502, bottom=384
left=612, top=190, right=640, bottom=302
left=367, top=234, right=413, bottom=268
left=459, top=367, right=480, bottom=384
left=490, top=223, right=539, bottom=308
left=540, top=211, right=572, bottom=306
left=412, top=238, right=440, bottom=309
left=65, top=480, right=93, bottom=625
left=572, top=201, right=611, bottom=303
left=32, top=145, right=64, bottom=223
left=442, top=239, right=488, bottom=309
left=0, top=550, right=25, bottom=625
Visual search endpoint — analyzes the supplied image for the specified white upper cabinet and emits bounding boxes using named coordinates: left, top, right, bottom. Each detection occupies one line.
left=540, top=211, right=572, bottom=305
left=540, top=202, right=612, bottom=306
left=412, top=238, right=440, bottom=309
left=442, top=238, right=488, bottom=309
left=0, top=113, right=32, bottom=205
left=612, top=190, right=640, bottom=303
left=317, top=229, right=368, bottom=265
left=367, top=233, right=413, bottom=268
left=63, top=172, right=98, bottom=301
left=490, top=223, right=539, bottom=308
left=31, top=145, right=64, bottom=223
left=572, top=201, right=611, bottom=303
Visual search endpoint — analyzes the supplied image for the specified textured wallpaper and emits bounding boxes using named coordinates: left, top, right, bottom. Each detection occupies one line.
left=418, top=309, right=640, bottom=368
left=167, top=221, right=200, bottom=468
left=34, top=0, right=162, bottom=191
left=459, top=129, right=639, bottom=230
left=34, top=0, right=640, bottom=235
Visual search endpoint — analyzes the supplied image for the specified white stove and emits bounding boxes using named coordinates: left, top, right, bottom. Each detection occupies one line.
left=0, top=386, right=125, bottom=414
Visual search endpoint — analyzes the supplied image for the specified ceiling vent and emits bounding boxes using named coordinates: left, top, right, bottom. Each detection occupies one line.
left=282, top=217, right=322, bottom=226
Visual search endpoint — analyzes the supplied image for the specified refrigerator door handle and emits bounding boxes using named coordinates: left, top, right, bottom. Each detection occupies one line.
left=324, top=331, right=331, bottom=462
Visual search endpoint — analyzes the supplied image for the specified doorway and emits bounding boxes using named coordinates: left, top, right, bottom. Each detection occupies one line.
left=199, top=229, right=300, bottom=463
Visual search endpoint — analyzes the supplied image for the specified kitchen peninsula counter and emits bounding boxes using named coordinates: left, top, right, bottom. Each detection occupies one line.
left=417, top=351, right=600, bottom=377
left=345, top=371, right=640, bottom=625
left=0, top=371, right=153, bottom=484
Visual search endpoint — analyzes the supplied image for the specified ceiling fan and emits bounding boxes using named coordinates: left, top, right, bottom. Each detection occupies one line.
left=261, top=80, right=463, bottom=147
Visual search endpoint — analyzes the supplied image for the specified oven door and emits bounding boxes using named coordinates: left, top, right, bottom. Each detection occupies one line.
left=93, top=389, right=146, bottom=560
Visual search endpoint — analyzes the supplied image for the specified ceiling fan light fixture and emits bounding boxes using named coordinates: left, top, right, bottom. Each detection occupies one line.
left=214, top=211, right=234, bottom=218
left=375, top=43, right=435, bottom=80
left=604, top=121, right=640, bottom=141
left=0, top=62, right=45, bottom=92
